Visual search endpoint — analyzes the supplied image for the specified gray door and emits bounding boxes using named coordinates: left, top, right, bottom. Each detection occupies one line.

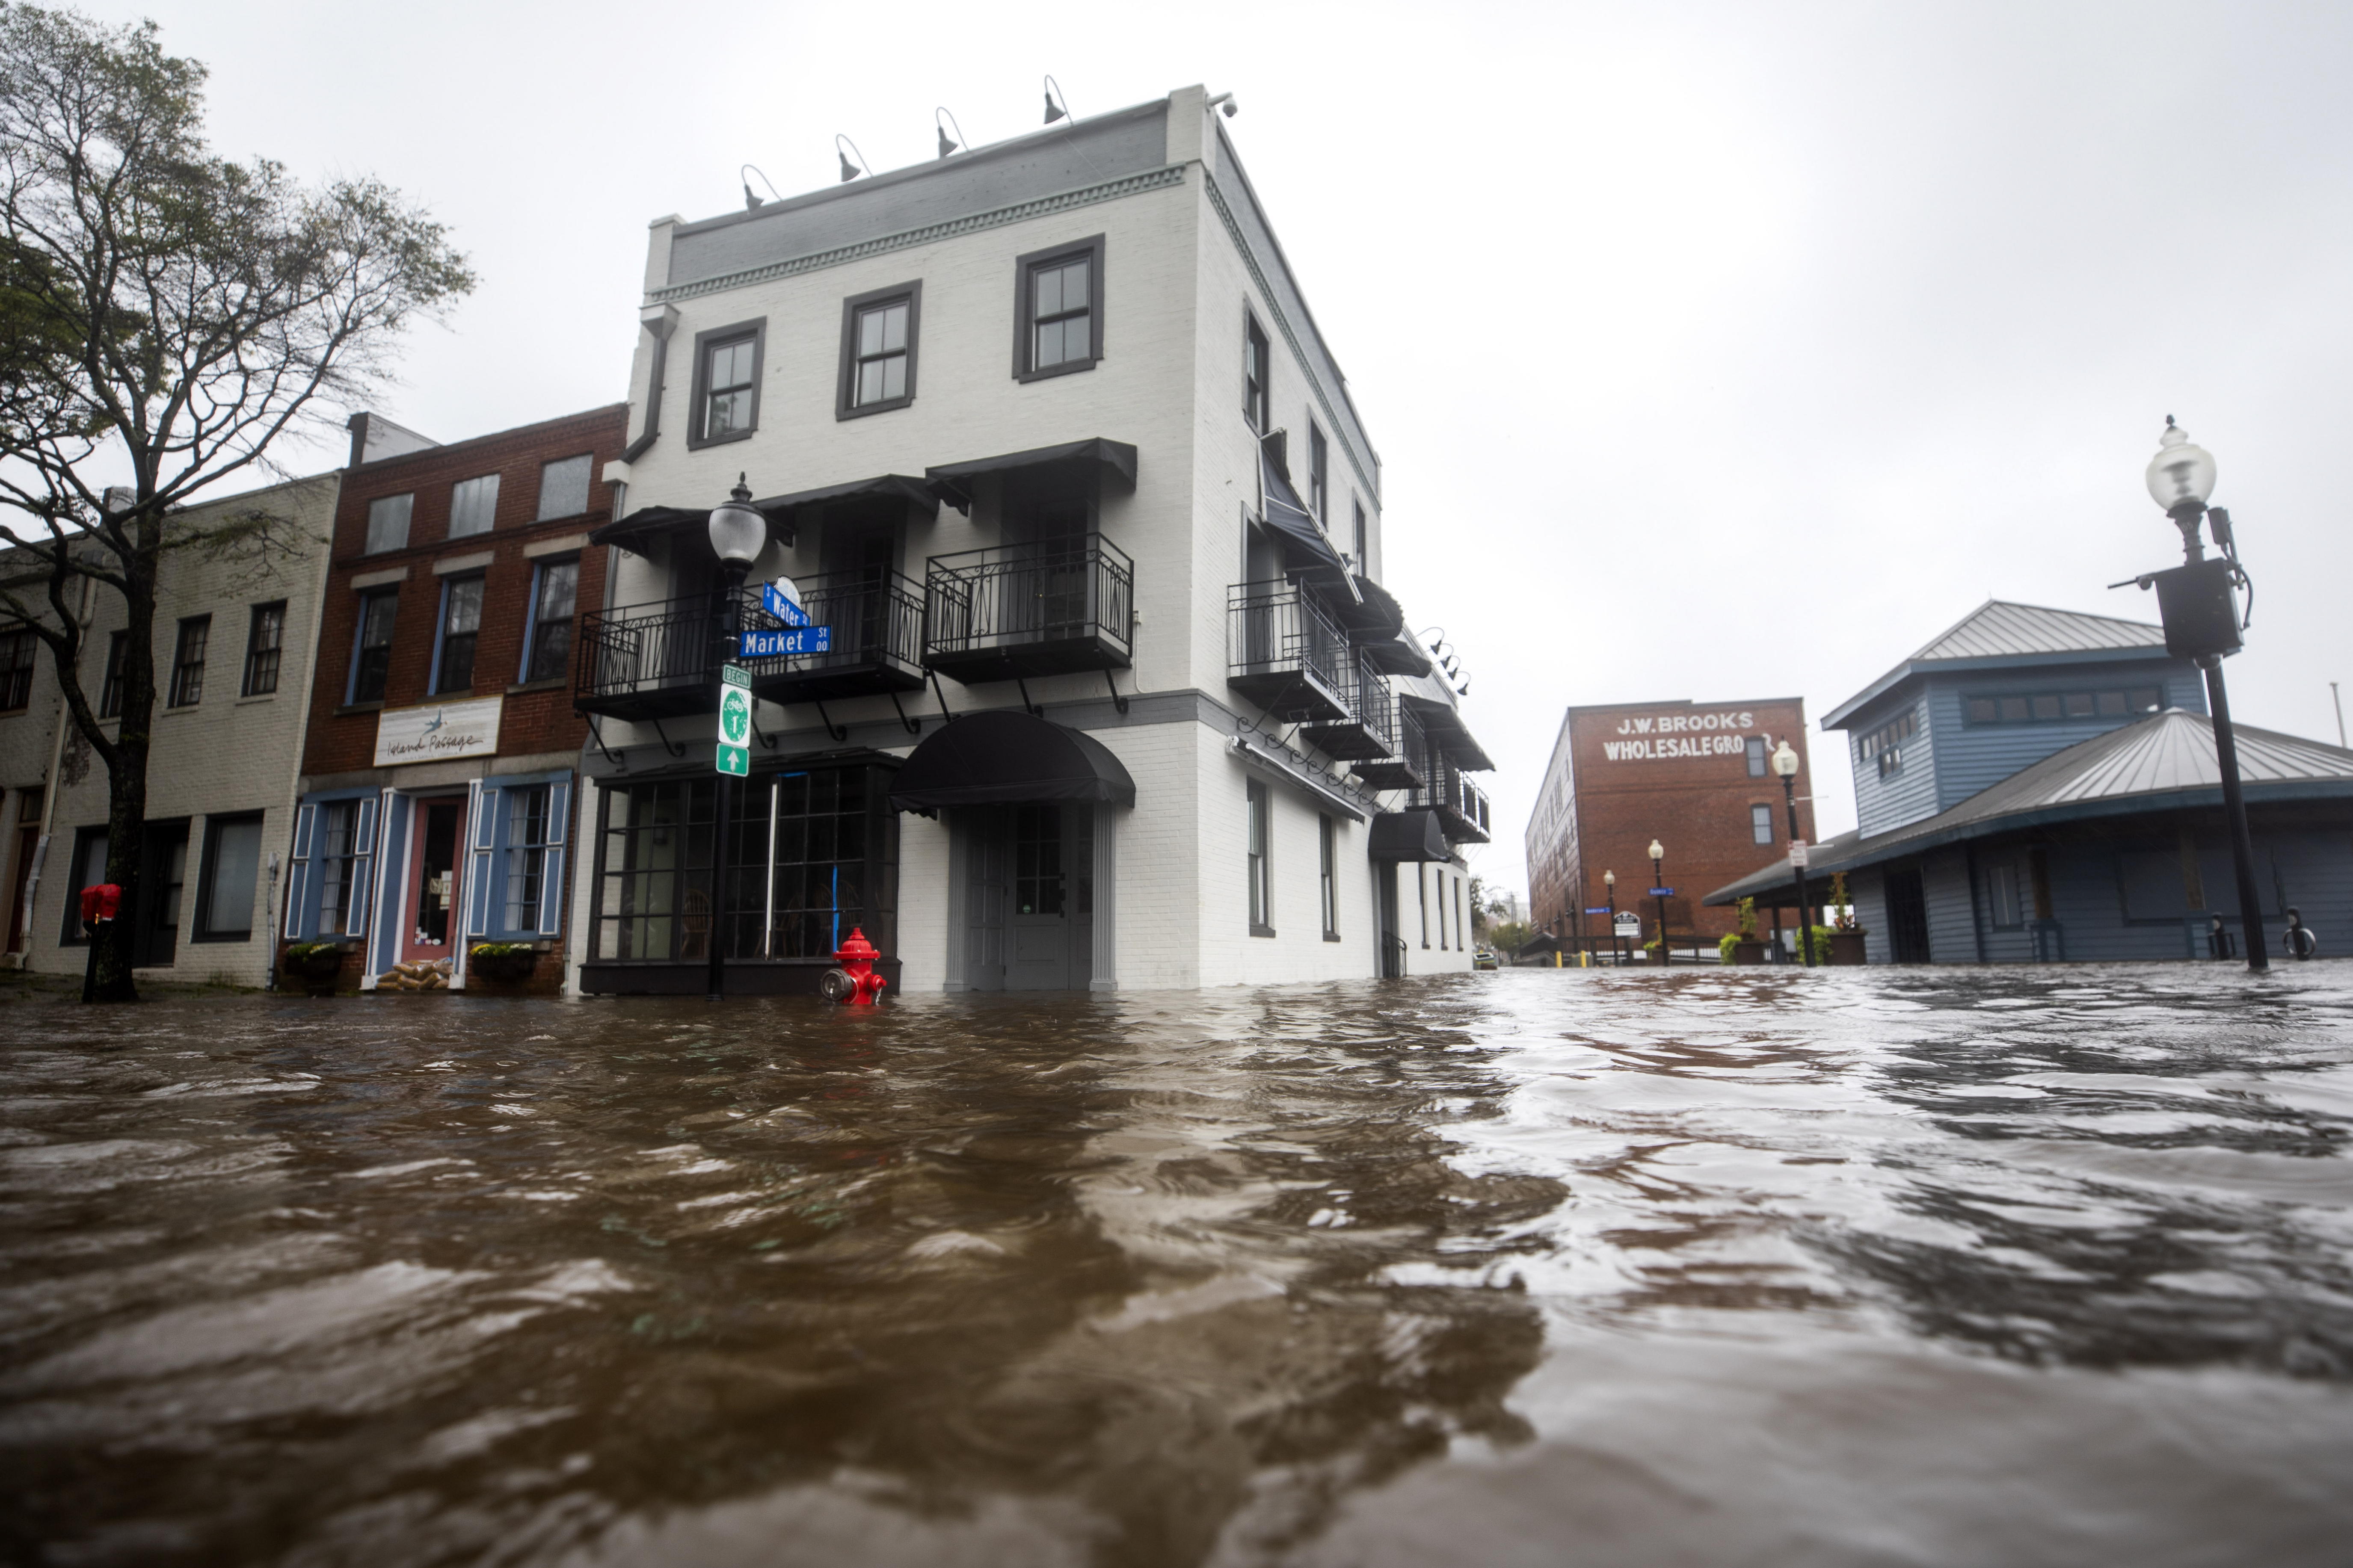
left=1008, top=804, right=1070, bottom=990
left=962, top=807, right=1008, bottom=991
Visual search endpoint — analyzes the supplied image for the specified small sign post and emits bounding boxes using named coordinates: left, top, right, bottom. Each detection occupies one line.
left=1789, top=840, right=1809, bottom=869
left=716, top=666, right=750, bottom=777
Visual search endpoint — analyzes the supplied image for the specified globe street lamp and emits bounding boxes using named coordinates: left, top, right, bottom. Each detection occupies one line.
left=1772, top=740, right=1814, bottom=967
left=1648, top=840, right=1668, bottom=967
left=1603, top=869, right=1618, bottom=966
left=2140, top=420, right=2267, bottom=972
left=705, top=474, right=766, bottom=1000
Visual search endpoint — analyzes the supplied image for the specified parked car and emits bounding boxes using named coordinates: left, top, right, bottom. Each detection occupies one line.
left=1472, top=948, right=1498, bottom=971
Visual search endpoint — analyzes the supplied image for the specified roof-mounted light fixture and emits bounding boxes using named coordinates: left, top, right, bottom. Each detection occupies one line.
left=1043, top=75, right=1070, bottom=124
left=835, top=134, right=871, bottom=183
left=740, top=164, right=780, bottom=211
left=935, top=107, right=968, bottom=159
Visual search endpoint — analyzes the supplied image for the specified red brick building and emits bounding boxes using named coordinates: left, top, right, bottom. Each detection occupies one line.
left=1526, top=697, right=1817, bottom=953
left=284, top=404, right=627, bottom=992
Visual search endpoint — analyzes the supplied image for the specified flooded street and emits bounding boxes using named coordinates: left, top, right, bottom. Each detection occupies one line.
left=4, top=965, right=2353, bottom=1567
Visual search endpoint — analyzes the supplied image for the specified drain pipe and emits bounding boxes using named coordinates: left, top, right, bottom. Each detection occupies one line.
left=18, top=566, right=96, bottom=971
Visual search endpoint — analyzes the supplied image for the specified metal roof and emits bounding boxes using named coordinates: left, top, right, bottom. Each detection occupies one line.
left=1704, top=709, right=2353, bottom=905
left=1825, top=600, right=2172, bottom=729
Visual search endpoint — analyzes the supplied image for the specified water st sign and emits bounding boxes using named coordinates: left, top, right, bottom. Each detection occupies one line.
left=739, top=626, right=831, bottom=658
left=716, top=666, right=750, bottom=777
left=1649, top=887, right=1676, bottom=897
left=762, top=578, right=811, bottom=628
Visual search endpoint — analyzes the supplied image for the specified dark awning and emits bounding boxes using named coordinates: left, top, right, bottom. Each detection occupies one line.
left=1258, top=439, right=1357, bottom=601
left=1401, top=692, right=1496, bottom=772
left=1368, top=808, right=1452, bottom=862
left=590, top=474, right=936, bottom=553
left=888, top=710, right=1137, bottom=811
left=1333, top=575, right=1406, bottom=640
left=1362, top=635, right=1433, bottom=678
left=925, top=438, right=1138, bottom=512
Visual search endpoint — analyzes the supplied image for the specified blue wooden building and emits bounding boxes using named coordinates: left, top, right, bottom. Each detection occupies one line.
left=1706, top=601, right=2353, bottom=963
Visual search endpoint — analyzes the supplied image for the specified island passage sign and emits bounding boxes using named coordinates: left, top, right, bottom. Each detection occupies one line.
left=374, top=696, right=503, bottom=767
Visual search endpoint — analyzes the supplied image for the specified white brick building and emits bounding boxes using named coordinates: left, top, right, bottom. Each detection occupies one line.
left=3, top=474, right=339, bottom=985
left=570, top=87, right=1491, bottom=994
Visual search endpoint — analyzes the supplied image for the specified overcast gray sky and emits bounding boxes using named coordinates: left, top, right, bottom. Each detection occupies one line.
left=93, top=0, right=2353, bottom=898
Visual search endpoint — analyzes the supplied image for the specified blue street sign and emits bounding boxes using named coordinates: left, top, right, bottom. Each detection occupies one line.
left=1649, top=887, right=1675, bottom=896
left=762, top=580, right=812, bottom=628
left=1584, top=907, right=1612, bottom=914
left=739, top=626, right=831, bottom=658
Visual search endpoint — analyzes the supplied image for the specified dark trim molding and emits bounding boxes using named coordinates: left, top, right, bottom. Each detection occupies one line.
left=1012, top=234, right=1105, bottom=384
left=836, top=280, right=922, bottom=421
left=684, top=317, right=765, bottom=450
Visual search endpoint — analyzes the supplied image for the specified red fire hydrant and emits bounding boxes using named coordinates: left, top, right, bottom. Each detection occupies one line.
left=820, top=926, right=889, bottom=1006
left=79, top=883, right=121, bottom=1003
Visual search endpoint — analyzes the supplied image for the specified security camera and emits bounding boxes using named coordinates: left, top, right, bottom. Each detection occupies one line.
left=1207, top=92, right=1239, bottom=118
left=1222, top=99, right=1239, bottom=118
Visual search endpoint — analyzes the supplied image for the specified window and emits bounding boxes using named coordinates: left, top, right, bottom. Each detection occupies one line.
left=593, top=769, right=895, bottom=964
left=365, top=493, right=413, bottom=553
left=315, top=800, right=365, bottom=935
left=688, top=320, right=764, bottom=447
left=167, top=615, right=209, bottom=707
left=537, top=455, right=592, bottom=521
left=523, top=558, right=578, bottom=684
left=838, top=283, right=920, bottom=417
left=1988, top=860, right=2022, bottom=928
left=1307, top=424, right=1328, bottom=521
left=1243, top=314, right=1271, bottom=429
left=0, top=627, right=35, bottom=710
left=194, top=814, right=263, bottom=942
left=1751, top=804, right=1775, bottom=846
left=1437, top=870, right=1448, bottom=950
left=433, top=577, right=483, bottom=694
left=1351, top=500, right=1366, bottom=566
left=349, top=589, right=398, bottom=704
left=1319, top=813, right=1339, bottom=939
left=241, top=601, right=285, bottom=696
left=504, top=785, right=553, bottom=931
left=1455, top=877, right=1466, bottom=951
left=98, top=630, right=127, bottom=718
left=1966, top=688, right=2168, bottom=726
left=449, top=473, right=501, bottom=538
left=1419, top=865, right=1430, bottom=947
left=59, top=826, right=106, bottom=944
left=1246, top=781, right=1272, bottom=935
left=1014, top=237, right=1103, bottom=381
left=1745, top=736, right=1767, bottom=777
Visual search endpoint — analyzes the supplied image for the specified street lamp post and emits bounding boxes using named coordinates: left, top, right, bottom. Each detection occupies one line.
left=1648, top=840, right=1668, bottom=967
left=1603, top=869, right=1618, bottom=966
left=2142, top=420, right=2267, bottom=973
left=705, top=475, right=768, bottom=1001
left=1772, top=740, right=1814, bottom=967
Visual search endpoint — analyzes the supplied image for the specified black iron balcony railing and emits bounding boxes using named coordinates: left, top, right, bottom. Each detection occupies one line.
left=1421, top=753, right=1492, bottom=844
left=1226, top=580, right=1350, bottom=723
left=924, top=533, right=1134, bottom=683
left=576, top=572, right=927, bottom=719
left=1351, top=699, right=1429, bottom=791
left=749, top=568, right=926, bottom=704
left=576, top=595, right=741, bottom=721
left=1298, top=647, right=1397, bottom=761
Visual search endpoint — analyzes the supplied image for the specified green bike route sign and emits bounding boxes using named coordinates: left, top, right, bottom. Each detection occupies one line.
left=716, top=665, right=750, bottom=776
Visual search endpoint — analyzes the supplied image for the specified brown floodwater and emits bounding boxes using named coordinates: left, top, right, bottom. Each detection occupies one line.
left=3, top=964, right=2352, bottom=1566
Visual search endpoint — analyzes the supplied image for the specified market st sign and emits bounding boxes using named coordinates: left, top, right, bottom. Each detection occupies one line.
left=375, top=696, right=504, bottom=767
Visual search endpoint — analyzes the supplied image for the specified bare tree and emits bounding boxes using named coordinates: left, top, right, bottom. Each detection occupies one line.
left=0, top=4, right=472, bottom=999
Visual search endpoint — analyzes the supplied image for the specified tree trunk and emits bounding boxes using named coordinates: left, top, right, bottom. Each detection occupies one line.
left=88, top=524, right=160, bottom=1003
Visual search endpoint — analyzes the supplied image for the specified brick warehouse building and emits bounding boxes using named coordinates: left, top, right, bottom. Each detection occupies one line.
left=1527, top=697, right=1816, bottom=954
left=284, top=405, right=627, bottom=992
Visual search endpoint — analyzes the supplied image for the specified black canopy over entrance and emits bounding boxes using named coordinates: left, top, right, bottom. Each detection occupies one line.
left=1368, top=808, right=1452, bottom=862
left=888, top=710, right=1137, bottom=812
